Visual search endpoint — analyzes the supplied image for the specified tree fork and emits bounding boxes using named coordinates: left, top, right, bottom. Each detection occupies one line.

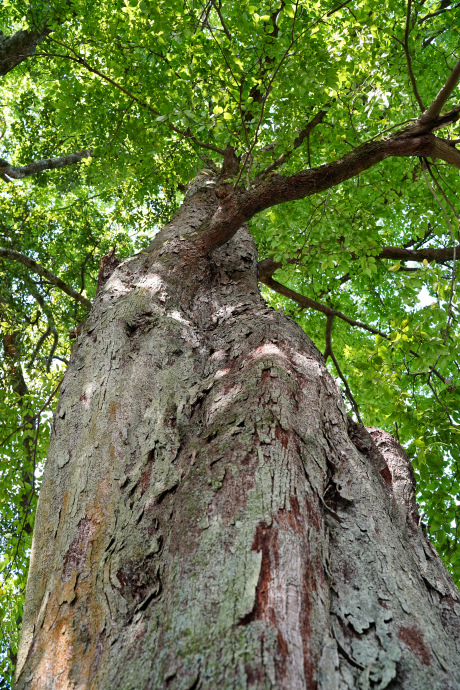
left=15, top=179, right=460, bottom=689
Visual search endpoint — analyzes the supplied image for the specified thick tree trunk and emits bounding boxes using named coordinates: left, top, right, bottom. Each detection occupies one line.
left=16, top=176, right=460, bottom=689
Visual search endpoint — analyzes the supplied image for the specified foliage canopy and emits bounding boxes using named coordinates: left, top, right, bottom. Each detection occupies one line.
left=0, top=0, right=459, bottom=683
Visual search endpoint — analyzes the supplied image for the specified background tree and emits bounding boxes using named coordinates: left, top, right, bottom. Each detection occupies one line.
left=0, top=0, right=460, bottom=687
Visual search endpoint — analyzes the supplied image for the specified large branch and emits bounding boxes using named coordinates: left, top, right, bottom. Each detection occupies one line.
left=0, top=150, right=93, bottom=181
left=379, top=244, right=460, bottom=263
left=258, top=242, right=460, bottom=281
left=203, top=131, right=460, bottom=251
left=0, top=246, right=91, bottom=309
left=0, top=28, right=51, bottom=77
left=420, top=55, right=460, bottom=125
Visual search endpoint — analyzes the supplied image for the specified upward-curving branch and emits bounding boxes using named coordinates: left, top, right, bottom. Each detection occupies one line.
left=0, top=246, right=91, bottom=309
left=420, top=55, right=460, bottom=125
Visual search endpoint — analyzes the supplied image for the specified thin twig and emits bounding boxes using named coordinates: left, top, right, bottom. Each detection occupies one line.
left=0, top=377, right=64, bottom=449
left=403, top=0, right=425, bottom=112
left=260, top=271, right=450, bottom=384
left=41, top=39, right=226, bottom=156
left=421, top=163, right=457, bottom=344
left=209, top=0, right=232, bottom=40
left=254, top=110, right=327, bottom=183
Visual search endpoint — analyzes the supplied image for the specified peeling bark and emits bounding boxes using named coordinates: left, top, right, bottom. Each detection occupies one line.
left=16, top=178, right=460, bottom=689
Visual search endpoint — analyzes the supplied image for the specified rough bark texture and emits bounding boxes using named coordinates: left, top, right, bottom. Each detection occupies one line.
left=16, top=175, right=460, bottom=689
left=0, top=28, right=50, bottom=77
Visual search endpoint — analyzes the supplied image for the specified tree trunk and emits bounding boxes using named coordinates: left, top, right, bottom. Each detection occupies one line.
left=15, top=176, right=460, bottom=689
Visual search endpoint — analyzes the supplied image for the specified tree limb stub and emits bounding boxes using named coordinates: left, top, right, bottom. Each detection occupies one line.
left=0, top=247, right=91, bottom=309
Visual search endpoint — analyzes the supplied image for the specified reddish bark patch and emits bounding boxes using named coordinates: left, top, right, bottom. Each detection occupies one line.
left=62, top=516, right=96, bottom=582
left=278, top=496, right=304, bottom=534
left=290, top=494, right=301, bottom=517
left=261, top=368, right=271, bottom=383
left=276, top=628, right=289, bottom=678
left=140, top=464, right=153, bottom=495
left=275, top=425, right=289, bottom=449
left=380, top=466, right=392, bottom=485
left=304, top=496, right=321, bottom=531
left=301, top=565, right=316, bottom=688
left=109, top=400, right=120, bottom=420
left=239, top=522, right=276, bottom=625
left=80, top=393, right=87, bottom=402
left=140, top=450, right=155, bottom=495
left=398, top=625, right=431, bottom=665
left=244, top=663, right=265, bottom=685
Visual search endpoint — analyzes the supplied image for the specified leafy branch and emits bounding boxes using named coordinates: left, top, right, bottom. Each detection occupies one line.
left=0, top=246, right=92, bottom=309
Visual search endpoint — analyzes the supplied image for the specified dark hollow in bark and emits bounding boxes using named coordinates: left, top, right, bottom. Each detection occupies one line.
left=16, top=180, right=460, bottom=689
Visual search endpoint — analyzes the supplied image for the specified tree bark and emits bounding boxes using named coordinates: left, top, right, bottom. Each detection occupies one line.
left=15, top=177, right=460, bottom=689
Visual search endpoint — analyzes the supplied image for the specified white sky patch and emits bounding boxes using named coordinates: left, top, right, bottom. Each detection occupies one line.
left=417, top=285, right=435, bottom=309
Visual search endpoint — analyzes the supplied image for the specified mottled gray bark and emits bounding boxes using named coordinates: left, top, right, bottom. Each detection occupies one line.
left=16, top=175, right=460, bottom=689
left=0, top=28, right=50, bottom=77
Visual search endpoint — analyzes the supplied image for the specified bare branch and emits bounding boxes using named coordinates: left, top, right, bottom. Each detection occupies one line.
left=209, top=0, right=232, bottom=40
left=0, top=150, right=93, bottom=181
left=28, top=325, right=52, bottom=369
left=0, top=377, right=63, bottom=450
left=261, top=274, right=386, bottom=337
left=323, top=313, right=334, bottom=361
left=323, top=313, right=362, bottom=421
left=326, top=0, right=354, bottom=16
left=0, top=246, right=92, bottom=309
left=421, top=163, right=457, bottom=344
left=26, top=281, right=60, bottom=372
left=260, top=265, right=451, bottom=385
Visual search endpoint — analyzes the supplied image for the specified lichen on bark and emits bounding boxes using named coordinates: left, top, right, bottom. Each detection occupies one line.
left=16, top=180, right=460, bottom=689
